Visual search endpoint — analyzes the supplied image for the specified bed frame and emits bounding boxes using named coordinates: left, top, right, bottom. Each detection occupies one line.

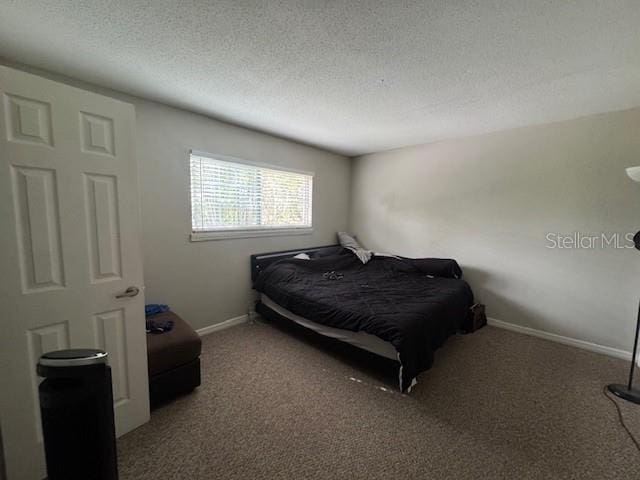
left=250, top=244, right=340, bottom=282
left=249, top=244, right=483, bottom=391
left=250, top=244, right=401, bottom=384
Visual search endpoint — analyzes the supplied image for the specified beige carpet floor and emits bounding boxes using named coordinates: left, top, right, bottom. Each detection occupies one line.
left=118, top=319, right=640, bottom=479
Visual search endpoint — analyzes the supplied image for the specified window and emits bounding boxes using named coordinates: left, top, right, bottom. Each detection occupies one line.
left=189, top=151, right=313, bottom=240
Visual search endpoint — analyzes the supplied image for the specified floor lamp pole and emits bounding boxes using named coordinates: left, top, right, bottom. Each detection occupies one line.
left=627, top=300, right=640, bottom=388
left=608, top=299, right=640, bottom=404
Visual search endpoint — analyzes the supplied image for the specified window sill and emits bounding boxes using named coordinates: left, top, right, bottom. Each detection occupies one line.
left=190, top=227, right=314, bottom=242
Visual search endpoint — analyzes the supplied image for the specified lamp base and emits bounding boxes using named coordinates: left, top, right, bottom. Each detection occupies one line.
left=607, top=384, right=640, bottom=404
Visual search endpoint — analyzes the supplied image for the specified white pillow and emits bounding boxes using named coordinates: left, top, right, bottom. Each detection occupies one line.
left=337, top=232, right=372, bottom=264
left=293, top=253, right=311, bottom=260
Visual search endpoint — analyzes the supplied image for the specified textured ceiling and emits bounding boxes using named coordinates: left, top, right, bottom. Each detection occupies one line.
left=0, top=1, right=639, bottom=156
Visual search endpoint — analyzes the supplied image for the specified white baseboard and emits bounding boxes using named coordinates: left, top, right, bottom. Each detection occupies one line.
left=197, top=314, right=248, bottom=336
left=487, top=317, right=638, bottom=365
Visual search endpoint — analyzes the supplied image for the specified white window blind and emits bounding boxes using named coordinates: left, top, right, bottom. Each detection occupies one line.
left=190, top=152, right=313, bottom=234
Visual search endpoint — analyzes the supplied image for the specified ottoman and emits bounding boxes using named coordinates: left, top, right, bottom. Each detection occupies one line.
left=146, top=310, right=201, bottom=407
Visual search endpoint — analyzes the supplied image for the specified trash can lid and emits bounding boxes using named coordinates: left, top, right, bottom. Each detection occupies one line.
left=39, top=349, right=108, bottom=367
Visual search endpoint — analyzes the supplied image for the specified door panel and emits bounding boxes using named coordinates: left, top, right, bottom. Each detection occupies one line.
left=11, top=166, right=66, bottom=292
left=84, top=173, right=123, bottom=282
left=4, top=93, right=54, bottom=147
left=0, top=65, right=149, bottom=480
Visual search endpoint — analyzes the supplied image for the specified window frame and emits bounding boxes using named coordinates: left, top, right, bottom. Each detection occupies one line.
left=188, top=149, right=314, bottom=241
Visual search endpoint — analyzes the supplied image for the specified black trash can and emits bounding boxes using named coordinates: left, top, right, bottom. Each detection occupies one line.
left=37, top=349, right=118, bottom=480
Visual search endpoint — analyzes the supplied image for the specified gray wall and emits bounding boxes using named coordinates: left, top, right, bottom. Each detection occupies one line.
left=350, top=108, right=640, bottom=352
left=135, top=100, right=350, bottom=329
left=0, top=60, right=351, bottom=331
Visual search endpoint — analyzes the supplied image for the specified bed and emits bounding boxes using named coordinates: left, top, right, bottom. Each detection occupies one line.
left=251, top=245, right=475, bottom=392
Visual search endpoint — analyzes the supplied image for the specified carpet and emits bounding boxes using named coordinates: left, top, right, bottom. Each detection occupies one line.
left=118, top=318, right=640, bottom=479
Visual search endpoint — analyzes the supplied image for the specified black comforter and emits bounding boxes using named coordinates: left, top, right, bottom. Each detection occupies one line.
left=254, top=252, right=474, bottom=391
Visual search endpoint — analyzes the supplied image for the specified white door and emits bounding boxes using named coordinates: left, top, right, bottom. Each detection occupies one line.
left=0, top=65, right=149, bottom=480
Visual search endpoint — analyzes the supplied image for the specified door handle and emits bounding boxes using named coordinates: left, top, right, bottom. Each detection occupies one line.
left=116, top=286, right=140, bottom=299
